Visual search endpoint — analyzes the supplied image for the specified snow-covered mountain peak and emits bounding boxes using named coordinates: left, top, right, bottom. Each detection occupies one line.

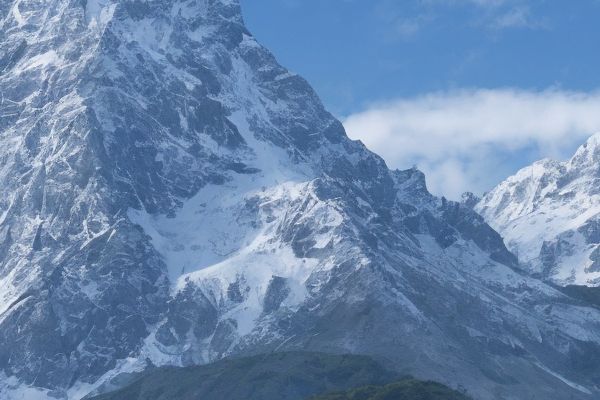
left=3, top=1, right=600, bottom=399
left=569, top=132, right=600, bottom=170
left=478, top=158, right=563, bottom=221
left=477, top=134, right=600, bottom=286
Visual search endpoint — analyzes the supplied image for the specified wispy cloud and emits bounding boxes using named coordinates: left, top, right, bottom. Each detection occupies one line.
left=392, top=17, right=424, bottom=38
left=456, top=0, right=546, bottom=31
left=372, top=1, right=435, bottom=40
left=343, top=89, right=600, bottom=199
left=375, top=0, right=545, bottom=42
left=464, top=0, right=509, bottom=7
left=493, top=7, right=531, bottom=28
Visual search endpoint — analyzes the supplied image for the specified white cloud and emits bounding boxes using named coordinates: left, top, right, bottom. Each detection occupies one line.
left=429, top=0, right=509, bottom=7
left=342, top=89, right=600, bottom=199
left=392, top=18, right=423, bottom=38
left=490, top=6, right=547, bottom=30
left=467, top=0, right=508, bottom=7
left=432, top=0, right=545, bottom=31
left=493, top=7, right=530, bottom=28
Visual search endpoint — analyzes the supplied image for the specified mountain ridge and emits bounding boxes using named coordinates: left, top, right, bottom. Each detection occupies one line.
left=1, top=1, right=600, bottom=399
left=476, top=133, right=600, bottom=286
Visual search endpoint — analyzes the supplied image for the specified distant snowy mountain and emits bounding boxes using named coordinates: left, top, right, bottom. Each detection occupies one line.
left=476, top=134, right=600, bottom=286
left=2, top=1, right=600, bottom=400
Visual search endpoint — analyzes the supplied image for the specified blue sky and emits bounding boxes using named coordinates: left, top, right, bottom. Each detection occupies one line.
left=242, top=0, right=600, bottom=198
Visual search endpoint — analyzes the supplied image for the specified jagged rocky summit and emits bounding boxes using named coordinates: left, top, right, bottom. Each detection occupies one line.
left=2, top=1, right=600, bottom=399
left=476, top=134, right=600, bottom=286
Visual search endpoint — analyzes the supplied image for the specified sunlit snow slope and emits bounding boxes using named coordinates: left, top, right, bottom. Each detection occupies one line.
left=2, top=1, right=600, bottom=400
left=477, top=134, right=600, bottom=286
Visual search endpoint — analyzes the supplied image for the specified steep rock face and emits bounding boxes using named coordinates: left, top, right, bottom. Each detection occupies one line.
left=2, top=1, right=600, bottom=399
left=476, top=134, right=600, bottom=286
